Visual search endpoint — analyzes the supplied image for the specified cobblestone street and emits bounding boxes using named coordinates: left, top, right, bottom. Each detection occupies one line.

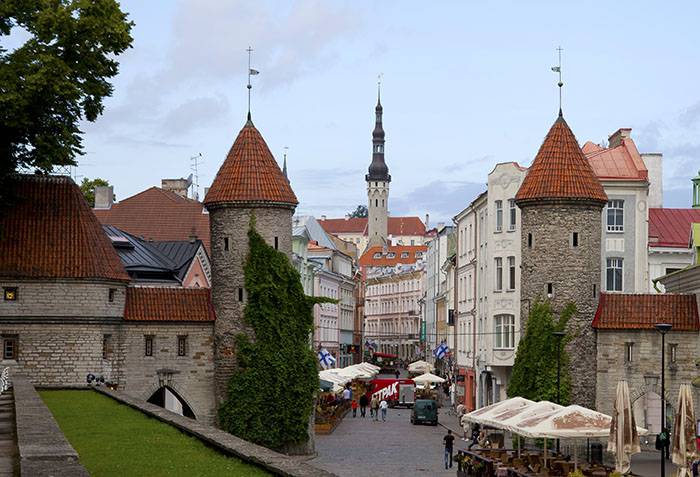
left=311, top=406, right=465, bottom=477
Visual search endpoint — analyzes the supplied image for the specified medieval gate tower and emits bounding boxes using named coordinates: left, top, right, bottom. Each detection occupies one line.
left=204, top=113, right=298, bottom=404
left=515, top=111, right=607, bottom=408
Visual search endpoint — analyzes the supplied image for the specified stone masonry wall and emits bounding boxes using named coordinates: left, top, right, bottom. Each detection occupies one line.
left=520, top=203, right=603, bottom=408
left=209, top=205, right=293, bottom=404
left=596, top=329, right=700, bottom=425
left=0, top=280, right=126, bottom=317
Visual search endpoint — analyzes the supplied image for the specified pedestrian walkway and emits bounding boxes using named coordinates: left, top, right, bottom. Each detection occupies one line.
left=0, top=388, right=18, bottom=477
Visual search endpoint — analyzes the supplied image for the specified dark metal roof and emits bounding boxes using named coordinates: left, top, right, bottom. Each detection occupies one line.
left=103, top=225, right=180, bottom=283
left=150, top=240, right=203, bottom=281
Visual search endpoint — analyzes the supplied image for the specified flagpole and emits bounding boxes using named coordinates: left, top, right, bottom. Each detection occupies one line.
left=246, top=46, right=253, bottom=116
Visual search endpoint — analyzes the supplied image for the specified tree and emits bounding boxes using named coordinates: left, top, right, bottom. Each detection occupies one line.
left=508, top=301, right=575, bottom=404
left=0, top=0, right=134, bottom=186
left=348, top=205, right=368, bottom=218
left=219, top=222, right=323, bottom=453
left=79, top=177, right=111, bottom=207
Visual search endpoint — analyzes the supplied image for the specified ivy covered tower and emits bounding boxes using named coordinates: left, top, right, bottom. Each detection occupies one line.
left=366, top=87, right=391, bottom=248
left=515, top=111, right=607, bottom=408
left=204, top=113, right=298, bottom=403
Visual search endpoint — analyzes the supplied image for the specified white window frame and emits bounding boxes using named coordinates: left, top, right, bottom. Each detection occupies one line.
left=494, top=314, right=515, bottom=350
left=495, top=257, right=503, bottom=291
left=508, top=199, right=516, bottom=231
left=495, top=200, right=503, bottom=232
left=606, top=199, right=624, bottom=232
left=606, top=257, right=623, bottom=292
left=507, top=256, right=516, bottom=291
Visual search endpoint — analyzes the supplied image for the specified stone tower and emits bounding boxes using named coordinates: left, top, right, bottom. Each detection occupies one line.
left=366, top=88, right=391, bottom=248
left=204, top=113, right=298, bottom=404
left=515, top=112, right=608, bottom=408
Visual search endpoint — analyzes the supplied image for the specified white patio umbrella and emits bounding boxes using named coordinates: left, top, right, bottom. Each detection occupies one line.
left=486, top=400, right=561, bottom=432
left=461, top=397, right=535, bottom=426
left=412, top=372, right=446, bottom=385
left=672, top=384, right=697, bottom=477
left=608, top=380, right=640, bottom=474
left=408, top=360, right=434, bottom=373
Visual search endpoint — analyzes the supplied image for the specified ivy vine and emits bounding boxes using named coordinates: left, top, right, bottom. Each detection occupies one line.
left=218, top=222, right=325, bottom=451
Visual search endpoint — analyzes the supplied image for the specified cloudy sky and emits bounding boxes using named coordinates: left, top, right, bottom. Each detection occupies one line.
left=62, top=1, right=700, bottom=222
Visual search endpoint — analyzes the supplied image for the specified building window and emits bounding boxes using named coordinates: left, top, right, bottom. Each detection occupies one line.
left=572, top=232, right=579, bottom=247
left=144, top=336, right=154, bottom=357
left=177, top=336, right=188, bottom=356
left=593, top=284, right=597, bottom=298
left=495, top=257, right=503, bottom=291
left=606, top=199, right=624, bottom=232
left=494, top=314, right=515, bottom=349
left=507, top=256, right=516, bottom=290
left=102, top=334, right=112, bottom=359
left=2, top=336, right=18, bottom=360
left=3, top=287, right=17, bottom=302
left=387, top=252, right=396, bottom=259
left=527, top=233, right=533, bottom=248
left=508, top=199, right=516, bottom=231
left=401, top=251, right=409, bottom=258
left=373, top=252, right=382, bottom=259
left=606, top=258, right=623, bottom=291
left=625, top=342, right=633, bottom=363
left=416, top=251, right=423, bottom=258
left=224, top=237, right=229, bottom=251
left=670, top=344, right=678, bottom=364
left=547, top=283, right=553, bottom=297
left=495, top=200, right=503, bottom=232
left=274, top=237, right=278, bottom=249
left=238, top=287, right=244, bottom=302
left=108, top=288, right=116, bottom=303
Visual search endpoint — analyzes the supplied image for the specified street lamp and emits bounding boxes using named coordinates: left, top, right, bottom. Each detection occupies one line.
left=655, top=322, right=672, bottom=477
left=552, top=331, right=566, bottom=454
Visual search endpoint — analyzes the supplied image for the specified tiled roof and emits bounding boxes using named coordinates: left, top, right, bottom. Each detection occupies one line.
left=94, top=187, right=211, bottom=251
left=649, top=208, right=700, bottom=248
left=516, top=115, right=607, bottom=205
left=204, top=119, right=298, bottom=207
left=584, top=139, right=648, bottom=181
left=319, top=216, right=426, bottom=236
left=0, top=175, right=129, bottom=282
left=593, top=292, right=699, bottom=331
left=359, top=245, right=427, bottom=267
left=124, top=287, right=215, bottom=321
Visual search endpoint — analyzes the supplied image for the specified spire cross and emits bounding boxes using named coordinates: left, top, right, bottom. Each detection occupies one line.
left=246, top=46, right=253, bottom=116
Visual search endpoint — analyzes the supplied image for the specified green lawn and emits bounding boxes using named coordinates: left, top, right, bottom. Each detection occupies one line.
left=40, top=390, right=270, bottom=477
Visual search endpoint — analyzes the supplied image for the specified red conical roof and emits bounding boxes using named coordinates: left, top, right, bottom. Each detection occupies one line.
left=515, top=114, right=607, bottom=206
left=204, top=118, right=298, bottom=207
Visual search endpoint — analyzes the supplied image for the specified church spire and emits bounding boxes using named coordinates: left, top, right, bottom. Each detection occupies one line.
left=366, top=77, right=390, bottom=183
left=282, top=147, right=289, bottom=182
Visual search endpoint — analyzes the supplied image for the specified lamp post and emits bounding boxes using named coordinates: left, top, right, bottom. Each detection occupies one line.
left=552, top=331, right=566, bottom=454
left=655, top=322, right=672, bottom=477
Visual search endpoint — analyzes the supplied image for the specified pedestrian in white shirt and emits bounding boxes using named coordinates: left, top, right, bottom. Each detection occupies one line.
left=342, top=384, right=352, bottom=401
left=379, top=399, right=388, bottom=422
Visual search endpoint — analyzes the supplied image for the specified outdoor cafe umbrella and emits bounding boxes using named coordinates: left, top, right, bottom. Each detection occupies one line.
left=608, top=380, right=640, bottom=474
left=408, top=360, right=434, bottom=374
left=412, top=372, right=446, bottom=385
left=672, top=383, right=697, bottom=477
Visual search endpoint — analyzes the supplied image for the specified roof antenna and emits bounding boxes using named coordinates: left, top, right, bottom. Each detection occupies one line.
left=551, top=46, right=564, bottom=117
left=190, top=153, right=203, bottom=200
left=246, top=46, right=259, bottom=123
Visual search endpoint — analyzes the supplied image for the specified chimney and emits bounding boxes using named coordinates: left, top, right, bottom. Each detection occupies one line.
left=94, top=186, right=114, bottom=209
left=608, top=128, right=632, bottom=149
left=161, top=178, right=190, bottom=198
left=425, top=213, right=430, bottom=229
left=203, top=187, right=210, bottom=199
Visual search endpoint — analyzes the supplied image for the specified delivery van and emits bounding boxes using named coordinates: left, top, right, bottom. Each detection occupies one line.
left=411, top=399, right=438, bottom=426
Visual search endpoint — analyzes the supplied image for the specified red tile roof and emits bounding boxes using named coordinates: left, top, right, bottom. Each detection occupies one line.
left=516, top=115, right=607, bottom=205
left=649, top=208, right=700, bottom=248
left=584, top=139, right=648, bottom=181
left=124, top=287, right=215, bottom=321
left=319, top=216, right=426, bottom=237
left=359, top=245, right=427, bottom=267
left=94, top=187, right=211, bottom=252
left=204, top=119, right=297, bottom=207
left=0, top=175, right=129, bottom=282
left=592, top=292, right=699, bottom=331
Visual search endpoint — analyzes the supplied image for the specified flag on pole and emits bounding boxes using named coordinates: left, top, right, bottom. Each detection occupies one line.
left=249, top=68, right=260, bottom=75
left=433, top=341, right=449, bottom=360
left=318, top=348, right=336, bottom=369
left=551, top=66, right=561, bottom=73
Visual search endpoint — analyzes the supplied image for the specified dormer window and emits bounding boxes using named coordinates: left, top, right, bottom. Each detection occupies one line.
left=401, top=252, right=409, bottom=258
left=387, top=252, right=396, bottom=259
left=373, top=252, right=382, bottom=259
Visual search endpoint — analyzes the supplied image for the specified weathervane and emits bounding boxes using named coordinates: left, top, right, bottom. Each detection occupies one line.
left=246, top=46, right=259, bottom=118
left=551, top=46, right=563, bottom=116
left=377, top=73, right=383, bottom=101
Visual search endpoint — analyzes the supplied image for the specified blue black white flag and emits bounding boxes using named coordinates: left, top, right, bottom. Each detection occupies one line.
left=318, top=348, right=336, bottom=369
left=433, top=341, right=449, bottom=360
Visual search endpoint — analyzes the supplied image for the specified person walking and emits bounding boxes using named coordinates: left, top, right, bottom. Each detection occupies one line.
left=443, top=429, right=455, bottom=469
left=359, top=393, right=369, bottom=418
left=342, top=384, right=352, bottom=401
left=379, top=398, right=388, bottom=422
left=394, top=368, right=400, bottom=379
left=351, top=399, right=358, bottom=418
left=370, top=396, right=380, bottom=421
left=468, top=423, right=481, bottom=450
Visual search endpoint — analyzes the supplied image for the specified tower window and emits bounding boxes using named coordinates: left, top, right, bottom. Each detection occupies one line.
left=238, top=288, right=244, bottom=302
left=274, top=237, right=278, bottom=249
left=527, top=233, right=533, bottom=248
left=144, top=335, right=154, bottom=357
left=593, top=284, right=597, bottom=298
left=547, top=283, right=553, bottom=297
left=625, top=342, right=633, bottom=363
left=108, top=288, right=116, bottom=302
left=177, top=335, right=188, bottom=356
left=224, top=237, right=229, bottom=251
left=572, top=232, right=579, bottom=247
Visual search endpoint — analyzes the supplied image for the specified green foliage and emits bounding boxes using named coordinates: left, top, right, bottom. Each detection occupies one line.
left=40, top=390, right=269, bottom=476
left=0, top=0, right=133, bottom=183
left=508, top=301, right=575, bottom=404
left=348, top=204, right=368, bottom=218
left=219, top=224, right=319, bottom=451
left=79, top=177, right=110, bottom=207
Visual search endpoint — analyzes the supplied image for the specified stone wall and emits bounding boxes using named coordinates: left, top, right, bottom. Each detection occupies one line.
left=208, top=205, right=293, bottom=403
left=596, top=329, right=700, bottom=424
left=0, top=280, right=126, bottom=318
left=520, top=203, right=603, bottom=408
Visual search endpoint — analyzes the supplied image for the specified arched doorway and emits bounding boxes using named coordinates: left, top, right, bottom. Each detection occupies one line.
left=147, top=386, right=196, bottom=419
left=630, top=382, right=675, bottom=435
